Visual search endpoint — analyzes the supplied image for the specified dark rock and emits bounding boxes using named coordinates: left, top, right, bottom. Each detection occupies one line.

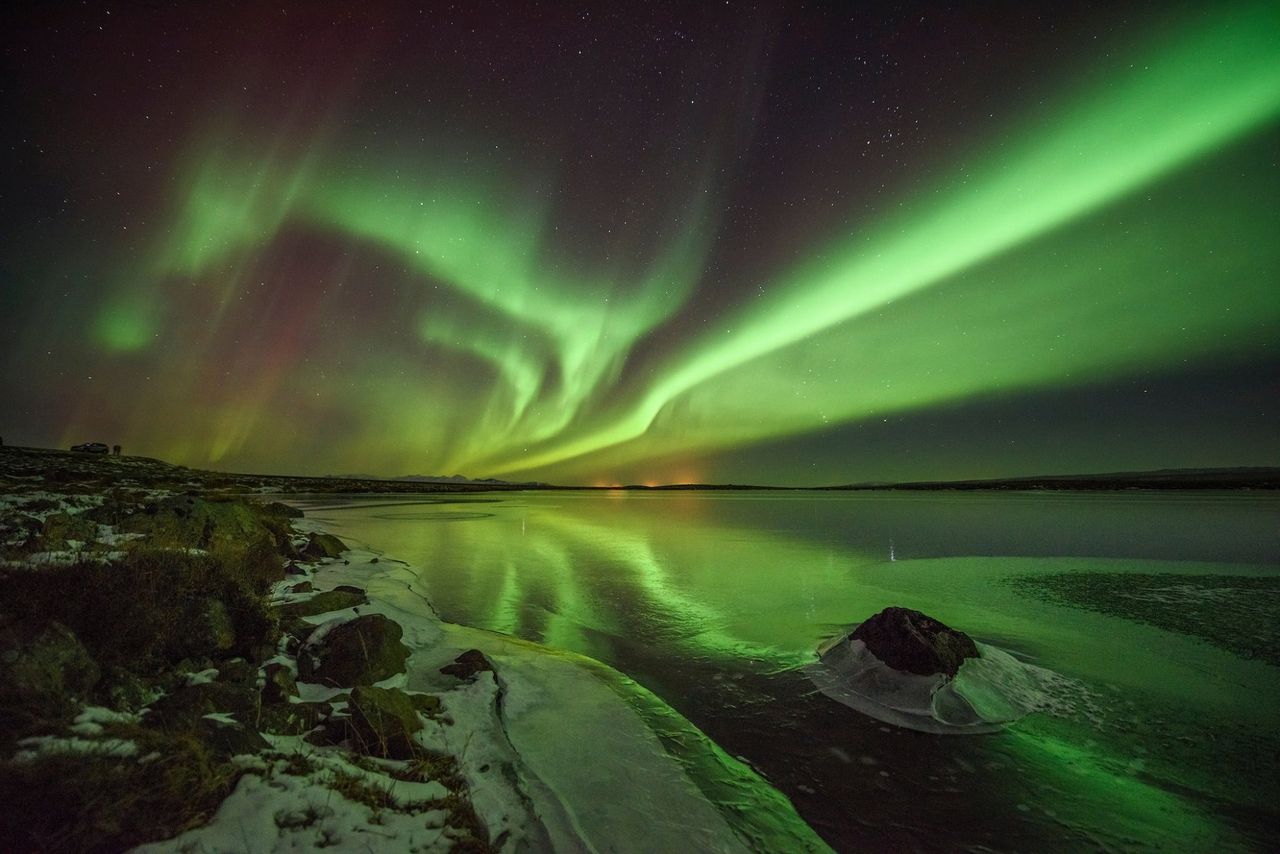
left=277, top=590, right=367, bottom=619
left=284, top=562, right=307, bottom=576
left=301, top=532, right=347, bottom=559
left=147, top=681, right=260, bottom=730
left=181, top=599, right=236, bottom=658
left=37, top=512, right=97, bottom=551
left=339, top=685, right=426, bottom=759
left=198, top=715, right=270, bottom=757
left=0, top=514, right=42, bottom=549
left=261, top=501, right=304, bottom=519
left=333, top=585, right=365, bottom=596
left=261, top=663, right=298, bottom=705
left=0, top=619, right=100, bottom=712
left=297, top=615, right=410, bottom=687
left=440, top=649, right=493, bottom=681
left=259, top=700, right=331, bottom=736
left=279, top=617, right=316, bottom=648
left=172, top=657, right=215, bottom=679
left=286, top=581, right=314, bottom=595
left=119, top=496, right=266, bottom=550
left=98, top=666, right=150, bottom=712
left=849, top=607, right=979, bottom=677
left=408, top=692, right=442, bottom=717
left=217, top=658, right=257, bottom=686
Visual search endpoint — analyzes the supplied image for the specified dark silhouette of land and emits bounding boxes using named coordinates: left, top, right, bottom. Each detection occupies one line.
left=821, top=467, right=1280, bottom=491
left=2, top=444, right=1275, bottom=492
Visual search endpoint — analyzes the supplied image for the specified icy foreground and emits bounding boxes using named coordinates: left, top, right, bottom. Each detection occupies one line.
left=145, top=521, right=827, bottom=853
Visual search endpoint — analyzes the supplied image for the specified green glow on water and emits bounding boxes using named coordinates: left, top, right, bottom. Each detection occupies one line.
left=314, top=491, right=1280, bottom=849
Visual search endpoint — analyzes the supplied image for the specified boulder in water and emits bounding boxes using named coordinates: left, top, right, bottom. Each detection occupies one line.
left=849, top=607, right=978, bottom=677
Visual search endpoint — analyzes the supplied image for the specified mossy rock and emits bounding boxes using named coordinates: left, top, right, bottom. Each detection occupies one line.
left=179, top=599, right=236, bottom=659
left=279, top=616, right=316, bottom=648
left=119, top=496, right=267, bottom=550
left=338, top=685, right=426, bottom=759
left=146, top=681, right=260, bottom=730
left=0, top=618, right=100, bottom=713
left=97, top=666, right=152, bottom=712
left=0, top=514, right=42, bottom=549
left=37, top=512, right=98, bottom=551
left=297, top=615, right=409, bottom=687
left=197, top=715, right=270, bottom=758
left=285, top=581, right=313, bottom=595
left=301, top=532, right=347, bottom=559
left=216, top=658, right=257, bottom=686
left=260, top=501, right=304, bottom=519
left=277, top=590, right=367, bottom=619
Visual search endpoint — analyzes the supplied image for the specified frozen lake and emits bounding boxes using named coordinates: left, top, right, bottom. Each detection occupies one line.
left=297, top=490, right=1280, bottom=851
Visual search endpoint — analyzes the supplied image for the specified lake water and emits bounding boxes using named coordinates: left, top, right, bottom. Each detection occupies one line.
left=297, top=490, right=1280, bottom=851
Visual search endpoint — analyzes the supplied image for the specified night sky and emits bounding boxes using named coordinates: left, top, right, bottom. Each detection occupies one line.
left=2, top=1, right=1277, bottom=485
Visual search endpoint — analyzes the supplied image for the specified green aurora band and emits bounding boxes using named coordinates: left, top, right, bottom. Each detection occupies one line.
left=85, top=2, right=1280, bottom=480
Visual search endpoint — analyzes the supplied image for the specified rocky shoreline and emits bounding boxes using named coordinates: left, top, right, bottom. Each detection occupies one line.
left=0, top=480, right=499, bottom=850
left=0, top=447, right=829, bottom=852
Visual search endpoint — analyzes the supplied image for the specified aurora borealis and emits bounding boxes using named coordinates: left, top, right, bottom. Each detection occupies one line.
left=2, top=1, right=1278, bottom=484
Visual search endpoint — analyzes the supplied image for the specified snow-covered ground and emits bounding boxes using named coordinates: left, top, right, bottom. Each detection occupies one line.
left=152, top=519, right=828, bottom=852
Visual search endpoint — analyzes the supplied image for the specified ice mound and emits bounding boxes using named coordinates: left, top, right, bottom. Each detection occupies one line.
left=806, top=631, right=1088, bottom=734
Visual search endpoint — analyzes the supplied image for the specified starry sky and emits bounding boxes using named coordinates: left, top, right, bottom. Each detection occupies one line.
left=2, top=1, right=1277, bottom=485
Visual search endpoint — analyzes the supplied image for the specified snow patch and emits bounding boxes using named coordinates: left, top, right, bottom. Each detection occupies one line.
left=13, top=736, right=138, bottom=762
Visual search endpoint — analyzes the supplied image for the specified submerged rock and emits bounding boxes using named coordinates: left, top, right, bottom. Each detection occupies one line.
left=850, top=606, right=978, bottom=677
left=809, top=607, right=1089, bottom=734
left=297, top=614, right=409, bottom=687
